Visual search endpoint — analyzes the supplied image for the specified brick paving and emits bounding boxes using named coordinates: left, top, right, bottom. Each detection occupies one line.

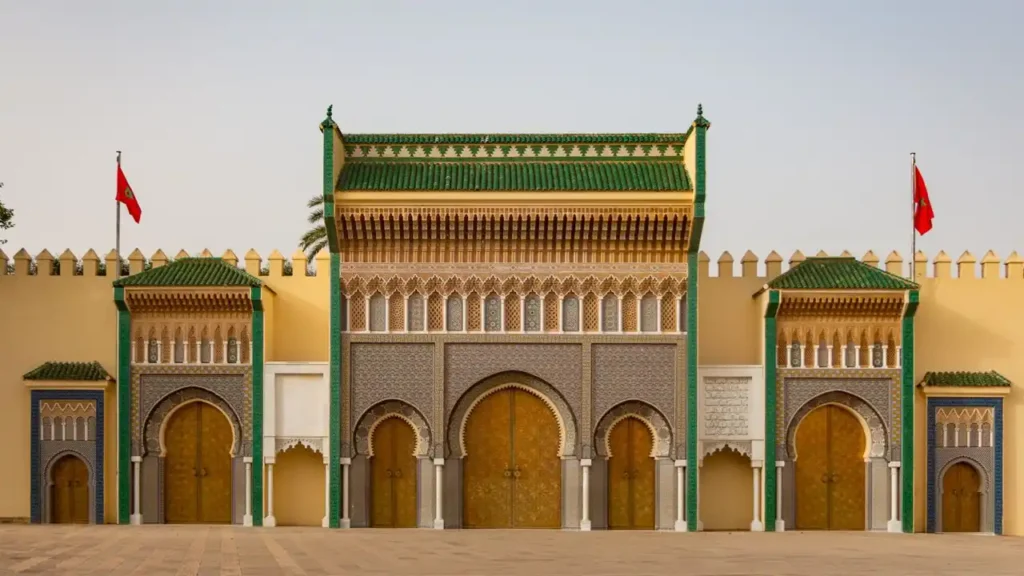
left=0, top=525, right=1021, bottom=576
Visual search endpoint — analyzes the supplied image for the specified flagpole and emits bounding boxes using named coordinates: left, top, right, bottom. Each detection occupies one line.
left=116, top=151, right=122, bottom=280
left=910, top=152, right=916, bottom=280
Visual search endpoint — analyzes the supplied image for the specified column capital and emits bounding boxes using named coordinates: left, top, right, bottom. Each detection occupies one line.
left=264, top=457, right=276, bottom=465
left=340, top=457, right=352, bottom=465
left=433, top=457, right=445, bottom=466
left=580, top=458, right=592, bottom=467
left=243, top=456, right=253, bottom=464
left=775, top=460, right=786, bottom=468
left=674, top=459, right=687, bottom=468
left=130, top=456, right=142, bottom=463
left=751, top=459, right=764, bottom=468
left=888, top=461, right=901, bottom=469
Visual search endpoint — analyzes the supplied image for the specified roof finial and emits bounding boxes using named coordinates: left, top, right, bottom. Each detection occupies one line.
left=697, top=103, right=703, bottom=118
left=326, top=105, right=333, bottom=119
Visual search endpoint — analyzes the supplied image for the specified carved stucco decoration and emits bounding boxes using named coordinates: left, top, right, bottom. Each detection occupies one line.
left=342, top=273, right=686, bottom=299
left=702, top=376, right=750, bottom=438
left=779, top=374, right=898, bottom=461
left=275, top=437, right=325, bottom=456
left=593, top=401, right=673, bottom=458
left=785, top=390, right=889, bottom=460
left=142, top=387, right=244, bottom=458
left=444, top=344, right=582, bottom=430
left=353, top=400, right=432, bottom=458
left=131, top=365, right=251, bottom=455
left=350, top=343, right=434, bottom=432
left=447, top=373, right=578, bottom=459
left=591, top=344, right=677, bottom=439
left=702, top=440, right=753, bottom=463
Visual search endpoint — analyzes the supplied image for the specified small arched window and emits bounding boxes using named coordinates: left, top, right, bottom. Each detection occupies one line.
left=147, top=337, right=159, bottom=364
left=75, top=417, right=86, bottom=441
left=369, top=293, right=387, bottom=332
left=602, top=294, right=619, bottom=332
left=200, top=330, right=212, bottom=364
left=484, top=294, right=502, bottom=332
left=173, top=328, right=185, bottom=363
left=407, top=293, right=424, bottom=331
left=844, top=340, right=857, bottom=368
left=524, top=294, right=541, bottom=332
left=789, top=341, right=802, bottom=368
left=41, top=417, right=52, bottom=441
left=227, top=335, right=239, bottom=364
left=446, top=295, right=464, bottom=332
left=817, top=339, right=828, bottom=368
left=562, top=295, right=580, bottom=332
left=871, top=342, right=885, bottom=368
left=640, top=294, right=658, bottom=333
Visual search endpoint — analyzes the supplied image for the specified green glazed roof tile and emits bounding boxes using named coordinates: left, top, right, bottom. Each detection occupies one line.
left=338, top=162, right=691, bottom=192
left=343, top=133, right=688, bottom=145
left=766, top=257, right=918, bottom=291
left=24, top=361, right=111, bottom=381
left=920, top=371, right=1012, bottom=387
left=113, top=258, right=261, bottom=287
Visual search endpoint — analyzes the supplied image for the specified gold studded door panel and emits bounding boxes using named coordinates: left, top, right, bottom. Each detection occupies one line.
left=607, top=419, right=632, bottom=529
left=827, top=406, right=866, bottom=531
left=165, top=404, right=201, bottom=524
left=630, top=419, right=656, bottom=530
left=795, top=407, right=829, bottom=530
left=463, top=390, right=513, bottom=528
left=371, top=418, right=396, bottom=527
left=198, top=403, right=233, bottom=524
left=510, top=390, right=561, bottom=529
left=70, top=457, right=90, bottom=524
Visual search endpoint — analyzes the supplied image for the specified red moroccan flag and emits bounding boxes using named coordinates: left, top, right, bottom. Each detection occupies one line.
left=914, top=166, right=933, bottom=235
left=116, top=165, right=142, bottom=223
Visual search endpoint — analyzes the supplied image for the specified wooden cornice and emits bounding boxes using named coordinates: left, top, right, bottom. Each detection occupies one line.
left=333, top=207, right=692, bottom=264
left=776, top=293, right=905, bottom=319
left=124, top=288, right=253, bottom=314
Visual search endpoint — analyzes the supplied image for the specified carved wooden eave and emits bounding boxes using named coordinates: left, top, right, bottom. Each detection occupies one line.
left=123, top=287, right=254, bottom=315
left=340, top=273, right=687, bottom=298
left=331, top=205, right=693, bottom=263
left=775, top=291, right=907, bottom=319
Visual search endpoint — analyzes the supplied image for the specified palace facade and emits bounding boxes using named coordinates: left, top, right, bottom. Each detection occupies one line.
left=1, top=106, right=1022, bottom=535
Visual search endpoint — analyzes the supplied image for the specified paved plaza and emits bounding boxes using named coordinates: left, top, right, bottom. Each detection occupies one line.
left=0, top=525, right=1021, bottom=576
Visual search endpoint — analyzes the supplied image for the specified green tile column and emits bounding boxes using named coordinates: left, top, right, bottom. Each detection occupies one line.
left=322, top=106, right=342, bottom=528
left=762, top=290, right=781, bottom=531
left=114, top=286, right=131, bottom=524
left=251, top=286, right=265, bottom=525
left=686, top=105, right=709, bottom=532
left=901, top=289, right=919, bottom=532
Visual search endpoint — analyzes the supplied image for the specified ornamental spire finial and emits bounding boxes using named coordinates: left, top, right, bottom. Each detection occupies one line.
left=326, top=105, right=333, bottom=119
left=697, top=103, right=703, bottom=117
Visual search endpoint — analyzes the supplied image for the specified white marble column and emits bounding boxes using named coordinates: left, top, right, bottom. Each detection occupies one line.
left=243, top=457, right=253, bottom=526
left=881, top=345, right=889, bottom=368
left=854, top=345, right=861, bottom=368
left=888, top=461, right=901, bottom=532
left=264, top=459, right=276, bottom=527
left=751, top=462, right=764, bottom=531
left=433, top=458, right=445, bottom=529
left=130, top=456, right=142, bottom=525
left=674, top=459, right=687, bottom=531
left=340, top=457, right=351, bottom=528
left=580, top=459, right=592, bottom=531
left=143, top=340, right=150, bottom=364
left=827, top=345, right=834, bottom=368
left=775, top=461, right=785, bottom=531
left=322, top=458, right=330, bottom=528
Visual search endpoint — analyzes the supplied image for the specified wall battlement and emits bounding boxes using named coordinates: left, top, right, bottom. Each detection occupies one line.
left=697, top=250, right=1024, bottom=281
left=0, top=248, right=331, bottom=279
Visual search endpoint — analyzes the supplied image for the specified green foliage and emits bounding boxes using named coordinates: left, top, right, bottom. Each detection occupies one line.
left=299, top=195, right=328, bottom=260
left=0, top=183, right=13, bottom=245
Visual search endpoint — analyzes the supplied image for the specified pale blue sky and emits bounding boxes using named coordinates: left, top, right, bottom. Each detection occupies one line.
left=1, top=0, right=1021, bottom=272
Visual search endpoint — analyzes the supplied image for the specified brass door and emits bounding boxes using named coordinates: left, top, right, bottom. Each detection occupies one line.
left=942, top=462, right=981, bottom=532
left=371, top=417, right=418, bottom=528
left=164, top=402, right=233, bottom=524
left=607, top=417, right=655, bottom=530
left=795, top=405, right=866, bottom=530
left=51, top=455, right=89, bottom=524
left=510, top=390, right=561, bottom=529
left=463, top=388, right=561, bottom=528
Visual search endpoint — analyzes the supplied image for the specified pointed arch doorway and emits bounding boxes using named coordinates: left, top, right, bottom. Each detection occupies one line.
left=607, top=417, right=655, bottom=530
left=163, top=401, right=233, bottom=524
left=51, top=455, right=89, bottom=524
left=794, top=404, right=866, bottom=530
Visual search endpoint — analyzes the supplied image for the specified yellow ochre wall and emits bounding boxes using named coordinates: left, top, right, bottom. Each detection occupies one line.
left=698, top=249, right=1024, bottom=535
left=0, top=248, right=329, bottom=522
left=1, top=247, right=1021, bottom=533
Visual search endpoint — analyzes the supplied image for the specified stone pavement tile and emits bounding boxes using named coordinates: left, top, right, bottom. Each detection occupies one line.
left=1, top=525, right=1024, bottom=575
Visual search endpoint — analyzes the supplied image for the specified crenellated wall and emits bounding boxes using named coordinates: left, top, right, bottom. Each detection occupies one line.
left=2, top=246, right=1022, bottom=532
left=0, top=247, right=330, bottom=522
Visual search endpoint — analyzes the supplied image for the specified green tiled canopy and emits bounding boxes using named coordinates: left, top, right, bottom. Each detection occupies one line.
left=338, top=161, right=691, bottom=192
left=920, top=371, right=1012, bottom=387
left=113, top=258, right=261, bottom=287
left=24, top=361, right=111, bottom=381
left=766, top=257, right=918, bottom=291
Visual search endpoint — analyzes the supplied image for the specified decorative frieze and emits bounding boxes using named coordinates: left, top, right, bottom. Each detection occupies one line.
left=703, top=377, right=750, bottom=438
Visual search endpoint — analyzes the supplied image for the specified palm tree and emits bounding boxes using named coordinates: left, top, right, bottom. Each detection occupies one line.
left=299, top=195, right=328, bottom=260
